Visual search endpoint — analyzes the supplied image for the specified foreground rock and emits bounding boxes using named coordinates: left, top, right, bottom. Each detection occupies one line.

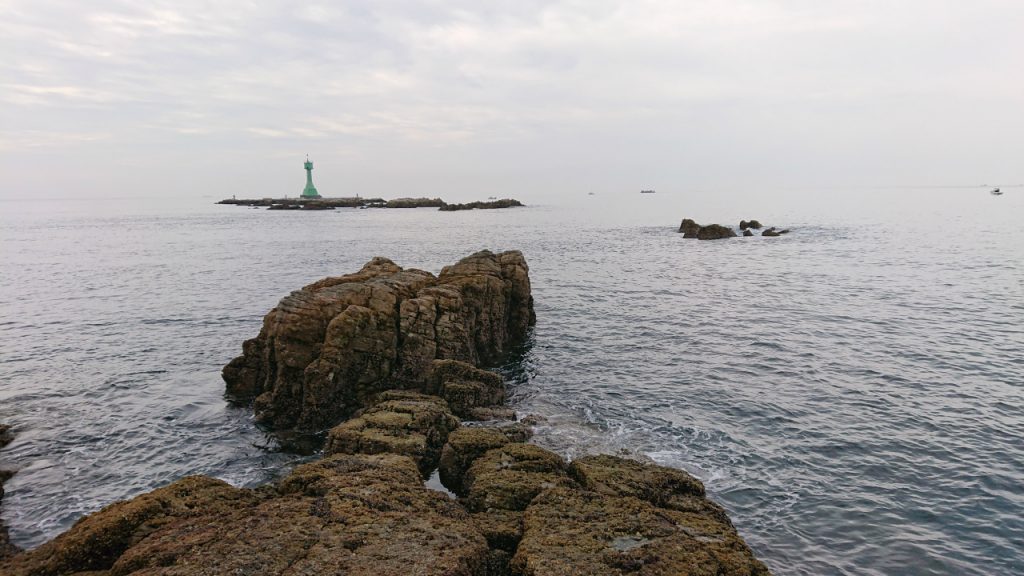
left=223, top=250, right=535, bottom=433
left=0, top=454, right=490, bottom=576
left=0, top=423, right=17, bottom=560
left=4, top=252, right=772, bottom=575
left=2, top=430, right=769, bottom=576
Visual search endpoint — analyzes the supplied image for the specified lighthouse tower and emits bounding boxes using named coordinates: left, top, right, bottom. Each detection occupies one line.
left=301, top=156, right=321, bottom=198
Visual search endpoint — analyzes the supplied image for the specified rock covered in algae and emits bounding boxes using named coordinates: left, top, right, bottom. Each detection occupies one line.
left=512, top=486, right=771, bottom=576
left=0, top=454, right=490, bottom=576
left=222, top=250, right=535, bottom=433
left=439, top=425, right=534, bottom=496
left=324, top=391, right=460, bottom=475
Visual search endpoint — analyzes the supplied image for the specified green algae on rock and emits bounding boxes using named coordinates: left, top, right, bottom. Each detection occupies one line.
left=324, top=391, right=460, bottom=475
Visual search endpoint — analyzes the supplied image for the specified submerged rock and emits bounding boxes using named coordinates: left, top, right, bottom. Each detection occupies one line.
left=0, top=423, right=17, bottom=560
left=439, top=199, right=524, bottom=211
left=762, top=227, right=790, bottom=237
left=678, top=218, right=701, bottom=236
left=696, top=224, right=739, bottom=240
left=678, top=219, right=738, bottom=240
left=222, top=250, right=535, bottom=433
left=739, top=219, right=763, bottom=230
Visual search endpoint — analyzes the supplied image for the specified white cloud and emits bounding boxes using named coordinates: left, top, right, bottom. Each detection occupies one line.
left=0, top=0, right=1021, bottom=196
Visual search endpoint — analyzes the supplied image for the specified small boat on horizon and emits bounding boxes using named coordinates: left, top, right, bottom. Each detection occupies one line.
left=991, top=188, right=1003, bottom=195
left=640, top=189, right=656, bottom=194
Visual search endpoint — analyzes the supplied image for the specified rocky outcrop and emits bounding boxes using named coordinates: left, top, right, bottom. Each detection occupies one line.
left=678, top=218, right=701, bottom=236
left=385, top=197, right=446, bottom=208
left=1, top=423, right=17, bottom=560
left=4, top=253, right=772, bottom=575
left=324, top=391, right=459, bottom=475
left=679, top=218, right=791, bottom=240
left=218, top=197, right=522, bottom=211
left=678, top=219, right=738, bottom=240
left=0, top=454, right=491, bottom=576
left=696, top=224, right=739, bottom=240
left=223, top=250, right=535, bottom=433
left=439, top=199, right=525, bottom=211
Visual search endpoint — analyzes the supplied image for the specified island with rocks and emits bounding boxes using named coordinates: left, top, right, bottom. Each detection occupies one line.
left=218, top=197, right=525, bottom=211
left=679, top=218, right=791, bottom=240
left=0, top=251, right=770, bottom=576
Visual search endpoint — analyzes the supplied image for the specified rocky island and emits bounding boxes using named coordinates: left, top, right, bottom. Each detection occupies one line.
left=0, top=251, right=770, bottom=575
left=218, top=197, right=524, bottom=211
left=679, top=218, right=790, bottom=240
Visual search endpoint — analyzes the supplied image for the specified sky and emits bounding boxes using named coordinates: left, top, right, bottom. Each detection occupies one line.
left=1, top=0, right=1022, bottom=200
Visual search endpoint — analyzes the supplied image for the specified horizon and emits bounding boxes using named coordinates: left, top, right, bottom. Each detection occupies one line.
left=2, top=1, right=1022, bottom=200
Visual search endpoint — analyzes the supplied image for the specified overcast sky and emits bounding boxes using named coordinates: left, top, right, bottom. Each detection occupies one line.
left=1, top=0, right=1021, bottom=200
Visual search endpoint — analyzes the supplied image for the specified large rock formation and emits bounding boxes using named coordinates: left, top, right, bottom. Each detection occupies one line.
left=0, top=454, right=491, bottom=576
left=3, top=252, right=772, bottom=575
left=223, top=250, right=535, bottom=432
left=1, top=418, right=770, bottom=576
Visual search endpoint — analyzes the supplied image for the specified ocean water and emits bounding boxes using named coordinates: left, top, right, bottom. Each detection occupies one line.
left=0, top=188, right=1021, bottom=575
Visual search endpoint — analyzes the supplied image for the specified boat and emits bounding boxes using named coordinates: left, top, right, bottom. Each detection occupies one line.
left=991, top=188, right=1003, bottom=195
left=640, top=189, right=656, bottom=194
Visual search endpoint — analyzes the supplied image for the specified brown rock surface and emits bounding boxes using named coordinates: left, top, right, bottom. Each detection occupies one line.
left=696, top=224, right=739, bottom=240
left=512, top=487, right=770, bottom=576
left=462, top=443, right=572, bottom=513
left=1, top=454, right=490, bottom=576
left=439, top=426, right=531, bottom=495
left=429, top=360, right=506, bottom=419
left=222, top=250, right=534, bottom=432
left=678, top=220, right=738, bottom=240
left=323, top=391, right=459, bottom=475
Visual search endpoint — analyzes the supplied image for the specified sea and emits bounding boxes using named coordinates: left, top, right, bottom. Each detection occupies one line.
left=0, top=187, right=1021, bottom=575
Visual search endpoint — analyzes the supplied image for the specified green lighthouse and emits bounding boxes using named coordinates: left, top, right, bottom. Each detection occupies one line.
left=301, top=156, right=321, bottom=198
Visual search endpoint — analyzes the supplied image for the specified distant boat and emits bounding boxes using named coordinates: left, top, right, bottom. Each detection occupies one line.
left=640, top=189, right=656, bottom=194
left=991, top=188, right=1003, bottom=196
left=588, top=192, right=595, bottom=196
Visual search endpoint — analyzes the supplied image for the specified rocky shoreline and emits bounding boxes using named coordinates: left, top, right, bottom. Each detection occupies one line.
left=0, top=423, right=16, bottom=560
left=0, top=251, right=770, bottom=575
left=218, top=197, right=524, bottom=211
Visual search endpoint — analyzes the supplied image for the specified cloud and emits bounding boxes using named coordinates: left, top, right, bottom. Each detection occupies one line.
left=0, top=0, right=1021, bottom=196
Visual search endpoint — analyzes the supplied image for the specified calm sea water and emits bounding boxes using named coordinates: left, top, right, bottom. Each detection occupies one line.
left=0, top=188, right=1021, bottom=575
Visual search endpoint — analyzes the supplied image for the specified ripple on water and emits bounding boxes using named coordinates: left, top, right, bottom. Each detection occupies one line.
left=1, top=193, right=1023, bottom=575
